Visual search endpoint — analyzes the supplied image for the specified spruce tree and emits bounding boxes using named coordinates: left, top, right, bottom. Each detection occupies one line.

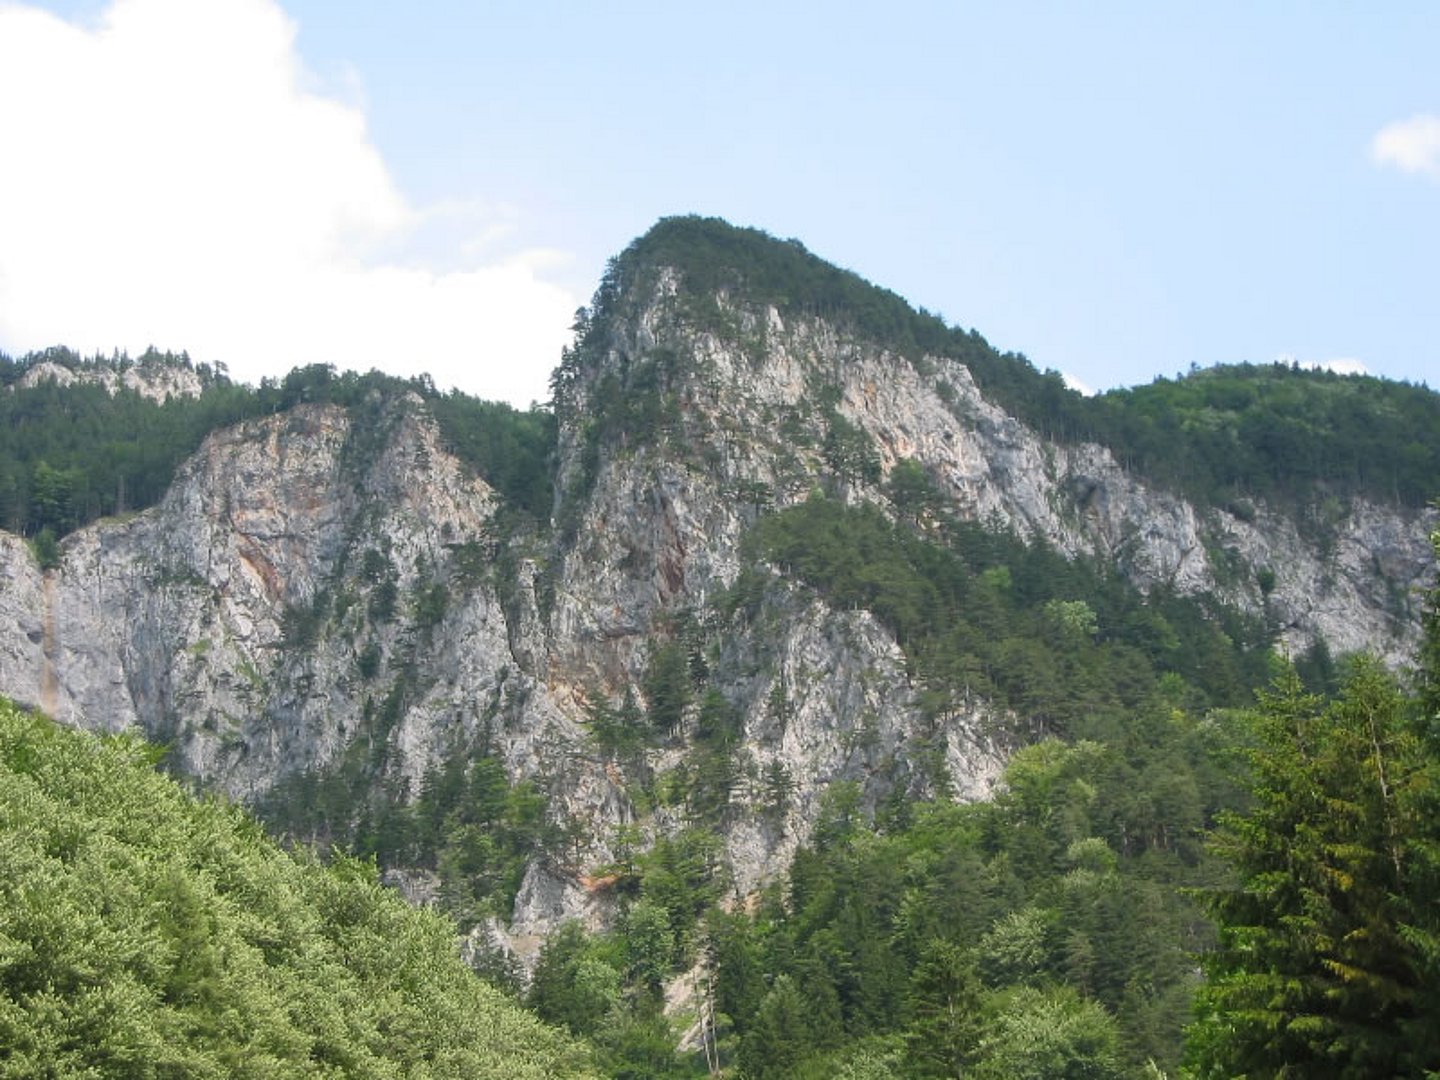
left=1187, top=531, right=1440, bottom=1079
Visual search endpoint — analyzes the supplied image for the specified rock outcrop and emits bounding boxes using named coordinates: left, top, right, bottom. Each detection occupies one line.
left=12, top=357, right=204, bottom=401
left=0, top=245, right=1433, bottom=951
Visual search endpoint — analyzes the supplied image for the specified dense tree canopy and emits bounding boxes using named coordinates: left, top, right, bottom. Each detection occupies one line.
left=4, top=224, right=1437, bottom=1078
left=0, top=698, right=594, bottom=1078
left=745, top=493, right=1273, bottom=723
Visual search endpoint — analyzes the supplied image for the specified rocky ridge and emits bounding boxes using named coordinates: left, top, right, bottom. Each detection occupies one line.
left=551, top=265, right=1432, bottom=674
left=0, top=243, right=1434, bottom=955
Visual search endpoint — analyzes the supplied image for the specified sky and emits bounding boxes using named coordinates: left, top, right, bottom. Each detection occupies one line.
left=0, top=1, right=1436, bottom=407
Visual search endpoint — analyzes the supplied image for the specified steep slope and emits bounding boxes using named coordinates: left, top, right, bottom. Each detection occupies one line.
left=535, top=214, right=1435, bottom=898
left=32, top=394, right=611, bottom=861
left=549, top=217, right=1433, bottom=673
left=0, top=217, right=1434, bottom=956
left=0, top=697, right=594, bottom=1077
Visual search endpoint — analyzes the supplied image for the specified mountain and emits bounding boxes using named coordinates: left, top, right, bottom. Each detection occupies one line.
left=1, top=216, right=1436, bottom=1071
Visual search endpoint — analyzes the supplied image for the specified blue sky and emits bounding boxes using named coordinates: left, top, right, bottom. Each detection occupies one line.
left=1, top=1, right=1436, bottom=406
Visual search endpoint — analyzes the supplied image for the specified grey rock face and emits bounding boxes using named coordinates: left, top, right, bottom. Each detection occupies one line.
left=554, top=280, right=1433, bottom=678
left=13, top=359, right=204, bottom=401
left=0, top=277, right=1432, bottom=946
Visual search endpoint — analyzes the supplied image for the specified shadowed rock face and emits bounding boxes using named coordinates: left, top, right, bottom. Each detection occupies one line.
left=0, top=268, right=1433, bottom=945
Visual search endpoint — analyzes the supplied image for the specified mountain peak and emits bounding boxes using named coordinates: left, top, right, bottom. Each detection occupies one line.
left=593, top=215, right=946, bottom=351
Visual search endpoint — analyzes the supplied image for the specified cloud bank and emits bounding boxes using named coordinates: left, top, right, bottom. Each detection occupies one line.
left=0, top=0, right=577, bottom=406
left=1371, top=114, right=1440, bottom=182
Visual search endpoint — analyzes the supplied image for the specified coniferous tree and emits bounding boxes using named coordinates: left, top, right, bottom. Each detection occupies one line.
left=904, top=938, right=983, bottom=1077
left=1188, top=646, right=1440, bottom=1076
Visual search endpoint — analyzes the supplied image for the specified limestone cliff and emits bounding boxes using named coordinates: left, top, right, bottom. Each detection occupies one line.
left=0, top=228, right=1434, bottom=951
left=12, top=356, right=204, bottom=401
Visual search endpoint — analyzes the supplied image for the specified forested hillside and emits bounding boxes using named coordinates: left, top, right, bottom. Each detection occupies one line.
left=518, top=520, right=1439, bottom=1077
left=0, top=697, right=594, bottom=1078
left=6, top=224, right=1438, bottom=547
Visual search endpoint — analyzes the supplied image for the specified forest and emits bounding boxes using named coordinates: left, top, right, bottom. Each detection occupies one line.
left=0, top=697, right=593, bottom=1078
left=480, top=507, right=1437, bottom=1077
left=7, top=530, right=1435, bottom=1075
left=5, top=610, right=1434, bottom=1077
left=248, top=490, right=1433, bottom=1075
left=4, top=234, right=1439, bottom=550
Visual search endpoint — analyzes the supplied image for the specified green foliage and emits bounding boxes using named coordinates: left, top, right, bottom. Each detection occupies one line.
left=978, top=907, right=1054, bottom=988
left=596, top=216, right=994, bottom=371
left=1420, top=522, right=1440, bottom=725
left=585, top=687, right=651, bottom=765
left=644, top=639, right=695, bottom=737
left=887, top=457, right=948, bottom=525
left=472, top=530, right=1435, bottom=1079
left=427, top=392, right=556, bottom=521
left=738, top=974, right=827, bottom=1079
left=279, top=591, right=329, bottom=650
left=970, top=986, right=1125, bottom=1079
left=260, top=738, right=558, bottom=927
left=634, top=829, right=727, bottom=968
left=686, top=727, right=1220, bottom=1077
left=526, top=831, right=731, bottom=1074
left=0, top=351, right=256, bottom=539
left=0, top=698, right=594, bottom=1078
left=7, top=227, right=1434, bottom=1080
left=527, top=921, right=623, bottom=1037
left=1095, top=362, right=1440, bottom=511
left=591, top=1008, right=693, bottom=1080
left=822, top=407, right=882, bottom=489
left=413, top=580, right=450, bottom=630
left=1187, top=658, right=1440, bottom=1077
left=759, top=758, right=796, bottom=821
left=26, top=527, right=60, bottom=570
left=623, top=898, right=674, bottom=996
left=905, top=938, right=983, bottom=1076
left=747, top=494, right=1272, bottom=733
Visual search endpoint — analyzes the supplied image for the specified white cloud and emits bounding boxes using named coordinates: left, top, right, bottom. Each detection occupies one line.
left=0, top=0, right=577, bottom=406
left=1371, top=114, right=1440, bottom=181
left=1276, top=354, right=1370, bottom=377
left=1060, top=371, right=1095, bottom=396
left=1313, top=358, right=1369, bottom=377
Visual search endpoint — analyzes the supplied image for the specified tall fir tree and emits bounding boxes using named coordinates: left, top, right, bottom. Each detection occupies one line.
left=1187, top=525, right=1440, bottom=1076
